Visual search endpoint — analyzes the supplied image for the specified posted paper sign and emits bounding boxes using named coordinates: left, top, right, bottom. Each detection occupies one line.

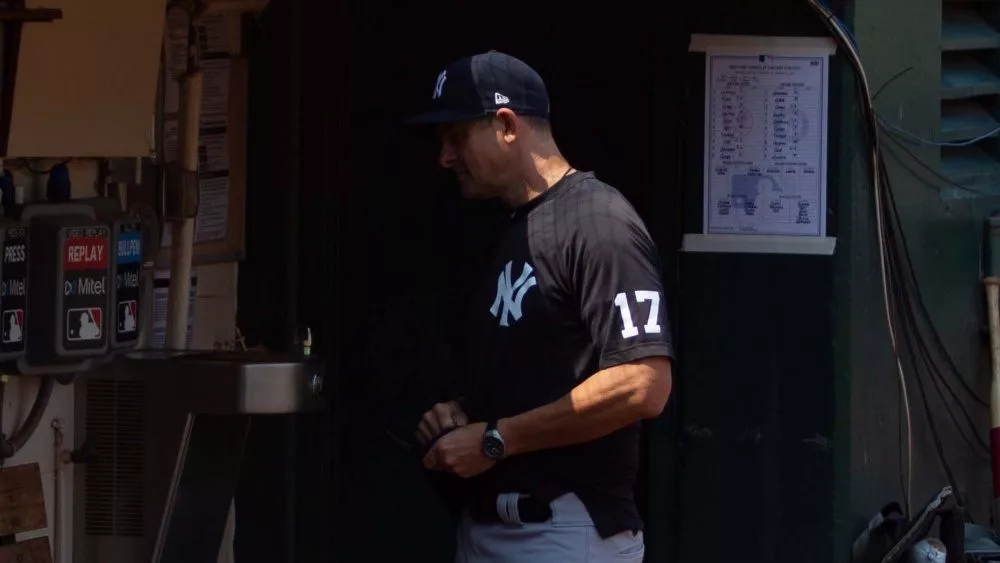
left=693, top=35, right=834, bottom=238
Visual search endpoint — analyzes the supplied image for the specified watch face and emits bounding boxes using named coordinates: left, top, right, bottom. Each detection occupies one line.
left=483, top=432, right=505, bottom=460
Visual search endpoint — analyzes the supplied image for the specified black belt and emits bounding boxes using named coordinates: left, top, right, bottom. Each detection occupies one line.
left=467, top=495, right=552, bottom=524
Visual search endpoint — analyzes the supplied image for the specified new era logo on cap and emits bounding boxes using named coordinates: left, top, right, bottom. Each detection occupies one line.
left=406, top=51, right=549, bottom=125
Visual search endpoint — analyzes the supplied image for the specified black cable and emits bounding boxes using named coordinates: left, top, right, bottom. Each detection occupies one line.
left=881, top=129, right=997, bottom=197
left=808, top=0, right=992, bottom=516
left=880, top=153, right=990, bottom=411
left=898, top=293, right=973, bottom=519
left=879, top=145, right=989, bottom=524
left=911, top=317, right=990, bottom=455
left=897, top=382, right=906, bottom=512
left=874, top=65, right=1000, bottom=152
left=8, top=378, right=52, bottom=451
left=880, top=163, right=977, bottom=519
left=883, top=182, right=991, bottom=460
left=921, top=346, right=992, bottom=461
left=879, top=150, right=991, bottom=455
left=872, top=66, right=914, bottom=101
left=878, top=120, right=991, bottom=440
left=0, top=377, right=54, bottom=461
left=840, top=35, right=920, bottom=515
left=21, top=158, right=71, bottom=176
left=813, top=7, right=915, bottom=515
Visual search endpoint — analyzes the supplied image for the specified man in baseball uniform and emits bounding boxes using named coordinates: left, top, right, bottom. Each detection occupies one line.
left=409, top=51, right=675, bottom=563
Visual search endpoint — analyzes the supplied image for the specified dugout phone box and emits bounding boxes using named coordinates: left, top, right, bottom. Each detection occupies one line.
left=92, top=208, right=142, bottom=351
left=111, top=219, right=141, bottom=350
left=26, top=213, right=111, bottom=364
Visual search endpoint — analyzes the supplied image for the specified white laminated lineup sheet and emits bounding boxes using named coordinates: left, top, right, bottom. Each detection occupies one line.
left=683, top=34, right=838, bottom=256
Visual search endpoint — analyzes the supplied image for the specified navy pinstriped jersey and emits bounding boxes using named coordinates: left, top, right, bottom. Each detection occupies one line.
left=460, top=171, right=675, bottom=538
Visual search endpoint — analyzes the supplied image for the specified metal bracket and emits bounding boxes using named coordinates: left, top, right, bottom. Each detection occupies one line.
left=0, top=8, right=62, bottom=22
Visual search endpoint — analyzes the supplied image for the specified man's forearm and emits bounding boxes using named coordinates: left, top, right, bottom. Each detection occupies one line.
left=496, top=356, right=672, bottom=457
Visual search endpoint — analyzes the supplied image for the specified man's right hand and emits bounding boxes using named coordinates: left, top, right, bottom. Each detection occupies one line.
left=415, top=400, right=469, bottom=446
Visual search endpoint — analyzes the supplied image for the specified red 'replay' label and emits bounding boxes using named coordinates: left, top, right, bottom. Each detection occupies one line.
left=64, top=237, right=108, bottom=271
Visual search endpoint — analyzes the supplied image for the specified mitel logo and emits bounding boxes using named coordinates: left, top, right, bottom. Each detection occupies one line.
left=1, top=279, right=24, bottom=297
left=489, top=261, right=537, bottom=327
left=118, top=270, right=139, bottom=290
left=65, top=277, right=106, bottom=296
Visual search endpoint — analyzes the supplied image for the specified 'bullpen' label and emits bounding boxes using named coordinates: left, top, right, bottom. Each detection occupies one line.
left=115, top=224, right=141, bottom=341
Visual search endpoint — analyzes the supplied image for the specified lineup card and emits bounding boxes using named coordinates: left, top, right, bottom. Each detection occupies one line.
left=703, top=51, right=829, bottom=237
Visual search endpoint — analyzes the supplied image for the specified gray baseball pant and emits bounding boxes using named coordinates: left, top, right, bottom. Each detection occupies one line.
left=454, top=492, right=645, bottom=562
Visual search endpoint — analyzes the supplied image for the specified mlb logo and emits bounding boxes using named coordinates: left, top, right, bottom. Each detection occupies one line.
left=2, top=309, right=23, bottom=344
left=118, top=300, right=138, bottom=335
left=67, top=307, right=102, bottom=341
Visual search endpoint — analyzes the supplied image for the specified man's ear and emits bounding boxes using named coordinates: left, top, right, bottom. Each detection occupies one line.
left=495, top=108, right=518, bottom=144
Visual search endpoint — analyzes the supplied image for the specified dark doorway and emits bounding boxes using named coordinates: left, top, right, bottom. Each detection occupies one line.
left=300, top=2, right=689, bottom=562
left=240, top=0, right=692, bottom=561
left=240, top=1, right=844, bottom=562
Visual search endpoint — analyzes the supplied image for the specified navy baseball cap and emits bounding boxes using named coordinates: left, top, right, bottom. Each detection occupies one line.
left=406, top=51, right=550, bottom=125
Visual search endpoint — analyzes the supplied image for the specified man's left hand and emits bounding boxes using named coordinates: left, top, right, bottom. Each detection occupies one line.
left=423, top=422, right=495, bottom=478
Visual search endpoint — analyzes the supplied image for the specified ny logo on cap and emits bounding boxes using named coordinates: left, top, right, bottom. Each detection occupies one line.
left=432, top=70, right=447, bottom=100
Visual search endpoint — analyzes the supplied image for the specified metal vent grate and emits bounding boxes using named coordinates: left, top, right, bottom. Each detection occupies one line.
left=84, top=379, right=146, bottom=537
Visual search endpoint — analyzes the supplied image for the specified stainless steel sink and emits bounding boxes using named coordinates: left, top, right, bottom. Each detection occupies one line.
left=123, top=350, right=326, bottom=414
left=83, top=350, right=328, bottom=562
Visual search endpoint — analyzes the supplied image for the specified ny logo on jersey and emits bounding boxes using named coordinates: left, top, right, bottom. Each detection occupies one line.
left=489, top=261, right=537, bottom=327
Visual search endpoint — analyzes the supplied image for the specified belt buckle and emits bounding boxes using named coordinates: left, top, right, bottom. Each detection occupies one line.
left=494, top=493, right=551, bottom=526
left=496, top=492, right=525, bottom=526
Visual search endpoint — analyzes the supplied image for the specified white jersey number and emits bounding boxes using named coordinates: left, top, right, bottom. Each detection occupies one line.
left=613, top=290, right=662, bottom=339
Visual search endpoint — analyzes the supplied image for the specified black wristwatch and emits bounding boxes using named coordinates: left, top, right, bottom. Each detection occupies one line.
left=482, top=420, right=507, bottom=461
